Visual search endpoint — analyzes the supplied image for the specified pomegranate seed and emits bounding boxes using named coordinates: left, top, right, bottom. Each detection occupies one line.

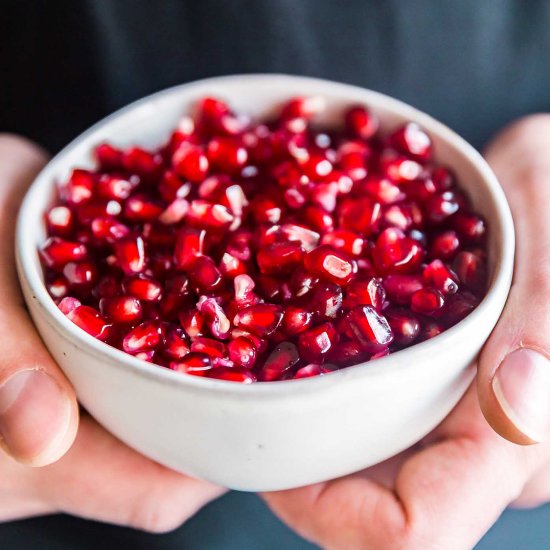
left=186, top=200, right=234, bottom=230
left=191, top=337, right=228, bottom=358
left=91, top=217, right=130, bottom=243
left=279, top=224, right=320, bottom=252
left=258, top=341, right=300, bottom=381
left=345, top=106, right=379, bottom=140
left=453, top=251, right=487, bottom=295
left=123, top=276, right=163, bottom=301
left=100, top=296, right=143, bottom=325
left=281, top=306, right=313, bottom=336
left=162, top=327, right=190, bottom=360
left=372, top=229, right=424, bottom=275
left=171, top=352, right=212, bottom=376
left=172, top=144, right=209, bottom=182
left=114, top=235, right=146, bottom=275
left=425, top=192, right=460, bottom=224
left=207, top=137, right=248, bottom=172
left=443, top=292, right=479, bottom=327
left=385, top=309, right=420, bottom=346
left=40, top=237, right=87, bottom=269
left=345, top=305, right=393, bottom=352
left=302, top=205, right=334, bottom=233
left=294, top=364, right=327, bottom=379
left=281, top=96, right=325, bottom=120
left=429, top=230, right=461, bottom=260
left=390, top=123, right=432, bottom=161
left=250, top=196, right=282, bottom=224
left=197, top=296, right=231, bottom=339
left=208, top=367, right=256, bottom=383
left=66, top=305, right=111, bottom=340
left=338, top=197, right=381, bottom=236
left=122, top=147, right=163, bottom=180
left=298, top=322, right=338, bottom=361
left=179, top=309, right=206, bottom=340
left=321, top=230, right=364, bottom=256
left=97, top=175, right=132, bottom=200
left=304, top=245, right=355, bottom=285
left=58, top=296, right=81, bottom=315
left=257, top=241, right=304, bottom=275
left=310, top=282, right=343, bottom=319
left=452, top=212, right=486, bottom=242
left=173, top=227, right=205, bottom=270
left=383, top=274, right=424, bottom=305
left=63, top=261, right=97, bottom=288
left=423, top=260, right=458, bottom=295
left=228, top=336, right=257, bottom=369
left=60, top=169, right=95, bottom=204
left=432, top=166, right=455, bottom=191
left=411, top=288, right=445, bottom=316
left=123, top=321, right=163, bottom=353
left=327, top=340, right=368, bottom=366
left=46, top=206, right=74, bottom=236
left=189, top=256, right=223, bottom=294
left=344, top=277, right=385, bottom=310
left=233, top=304, right=283, bottom=337
left=419, top=321, right=444, bottom=341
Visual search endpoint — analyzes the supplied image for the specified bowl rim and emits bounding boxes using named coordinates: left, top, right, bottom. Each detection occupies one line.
left=16, top=73, right=515, bottom=395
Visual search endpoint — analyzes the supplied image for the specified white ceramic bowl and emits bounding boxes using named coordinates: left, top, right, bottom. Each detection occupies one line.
left=16, top=75, right=514, bottom=491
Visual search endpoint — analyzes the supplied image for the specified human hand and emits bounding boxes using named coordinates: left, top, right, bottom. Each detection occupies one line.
left=264, top=115, right=550, bottom=549
left=0, top=135, right=224, bottom=531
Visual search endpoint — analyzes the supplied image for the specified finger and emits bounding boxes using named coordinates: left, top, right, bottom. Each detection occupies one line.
left=0, top=135, right=79, bottom=466
left=478, top=115, right=550, bottom=445
left=25, top=415, right=225, bottom=533
left=264, top=386, right=550, bottom=550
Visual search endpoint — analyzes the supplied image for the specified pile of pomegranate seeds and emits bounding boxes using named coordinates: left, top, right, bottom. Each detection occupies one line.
left=40, top=96, right=488, bottom=383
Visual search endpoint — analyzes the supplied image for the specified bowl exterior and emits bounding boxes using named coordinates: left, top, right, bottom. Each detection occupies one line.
left=16, top=75, right=514, bottom=491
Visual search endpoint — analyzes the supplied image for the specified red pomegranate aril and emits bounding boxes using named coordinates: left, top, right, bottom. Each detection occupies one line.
left=281, top=306, right=313, bottom=335
left=294, top=364, right=327, bottom=379
left=390, top=122, right=432, bottom=161
left=310, top=282, right=343, bottom=319
left=208, top=367, right=256, bottom=383
left=344, top=277, right=386, bottom=310
left=257, top=241, right=304, bottom=275
left=46, top=206, right=74, bottom=236
left=452, top=212, right=486, bottom=242
left=63, top=261, right=97, bottom=288
left=233, top=304, right=283, bottom=337
left=60, top=169, right=95, bottom=204
left=41, top=95, right=488, bottom=382
left=345, top=305, right=393, bottom=352
left=67, top=305, right=111, bottom=341
left=258, top=341, right=300, bottom=382
left=383, top=274, right=424, bottom=305
left=171, top=352, right=212, bottom=376
left=298, top=322, right=338, bottom=362
left=321, top=230, right=364, bottom=256
left=338, top=197, right=381, bottom=236
left=48, top=275, right=69, bottom=299
left=188, top=256, right=223, bottom=294
left=228, top=336, right=257, bottom=369
left=423, top=260, right=458, bottom=295
left=173, top=227, right=206, bottom=270
left=411, top=288, right=445, bottom=316
left=345, top=105, right=379, bottom=140
left=304, top=245, right=355, bottom=285
left=385, top=309, right=420, bottom=346
left=114, top=235, right=146, bottom=275
left=100, top=296, right=143, bottom=325
left=123, top=321, right=163, bottom=353
left=172, top=144, right=209, bottom=183
left=40, top=237, right=87, bottom=269
left=123, top=275, right=163, bottom=301
left=58, top=296, right=81, bottom=315
left=429, top=230, right=461, bottom=260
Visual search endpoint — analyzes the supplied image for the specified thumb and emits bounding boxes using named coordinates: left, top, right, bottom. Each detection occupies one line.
left=478, top=115, right=550, bottom=445
left=0, top=135, right=79, bottom=465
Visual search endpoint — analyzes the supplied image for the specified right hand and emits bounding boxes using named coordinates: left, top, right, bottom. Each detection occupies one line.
left=0, top=135, right=225, bottom=532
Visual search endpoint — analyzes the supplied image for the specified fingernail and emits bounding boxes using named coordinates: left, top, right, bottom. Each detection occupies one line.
left=0, top=370, right=71, bottom=464
left=492, top=349, right=550, bottom=443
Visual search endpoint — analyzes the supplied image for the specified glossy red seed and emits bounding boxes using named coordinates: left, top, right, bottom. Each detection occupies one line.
left=123, top=276, right=163, bottom=301
left=197, top=296, right=231, bottom=340
left=310, top=282, right=343, bottom=319
left=171, top=352, right=212, bottom=376
left=425, top=193, right=460, bottom=224
left=383, top=274, right=424, bottom=305
left=385, top=309, right=420, bottom=346
left=40, top=237, right=87, bottom=269
left=100, top=296, right=143, bottom=324
left=67, top=305, right=111, bottom=340
left=58, top=296, right=81, bottom=315
left=390, top=123, right=432, bottom=161
left=411, top=288, right=445, bottom=316
left=453, top=251, right=487, bottom=295
left=188, top=256, right=223, bottom=294
left=281, top=306, right=313, bottom=335
left=63, top=261, right=97, bottom=288
left=304, top=245, right=355, bottom=285
left=228, top=336, right=257, bottom=369
left=345, top=106, right=379, bottom=140
left=452, top=212, right=486, bottom=242
left=207, top=137, right=248, bottom=172
left=373, top=229, right=424, bottom=275
left=186, top=200, right=234, bottom=230
left=344, top=277, right=386, bottom=310
left=162, top=327, right=190, bottom=360
left=423, top=260, right=458, bottom=295
left=97, top=175, right=132, bottom=200
left=443, top=291, right=479, bottom=327
left=302, top=205, right=334, bottom=233
left=122, top=147, right=163, bottom=180
left=191, top=337, right=228, bottom=358
left=91, top=217, right=130, bottom=243
left=327, top=340, right=367, bottom=366
left=279, top=224, right=320, bottom=252
left=233, top=304, right=283, bottom=337
left=338, top=197, right=381, bottom=236
left=46, top=206, right=74, bottom=236
left=114, top=235, right=146, bottom=275
left=48, top=276, right=69, bottom=299
left=172, top=144, right=209, bottom=182
left=173, top=227, right=205, bottom=270
left=298, top=322, right=339, bottom=362
left=95, top=143, right=123, bottom=171
left=429, top=230, right=461, bottom=260
left=257, top=241, right=304, bottom=275
left=345, top=305, right=393, bottom=352
left=60, top=169, right=95, bottom=204
left=294, top=364, right=327, bottom=379
left=381, top=154, right=423, bottom=183
left=321, top=230, right=364, bottom=256
left=179, top=309, right=206, bottom=339
left=258, top=341, right=300, bottom=381
left=123, top=321, right=163, bottom=353
left=207, top=367, right=256, bottom=383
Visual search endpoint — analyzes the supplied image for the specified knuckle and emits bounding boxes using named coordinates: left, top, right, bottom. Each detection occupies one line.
left=126, top=497, right=185, bottom=534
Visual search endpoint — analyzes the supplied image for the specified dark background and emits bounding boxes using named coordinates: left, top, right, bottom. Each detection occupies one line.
left=2, top=1, right=550, bottom=548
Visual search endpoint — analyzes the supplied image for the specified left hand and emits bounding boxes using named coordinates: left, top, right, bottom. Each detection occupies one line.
left=264, top=115, right=550, bottom=550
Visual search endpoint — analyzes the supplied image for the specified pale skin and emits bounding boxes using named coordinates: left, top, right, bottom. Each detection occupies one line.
left=0, top=115, right=549, bottom=545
